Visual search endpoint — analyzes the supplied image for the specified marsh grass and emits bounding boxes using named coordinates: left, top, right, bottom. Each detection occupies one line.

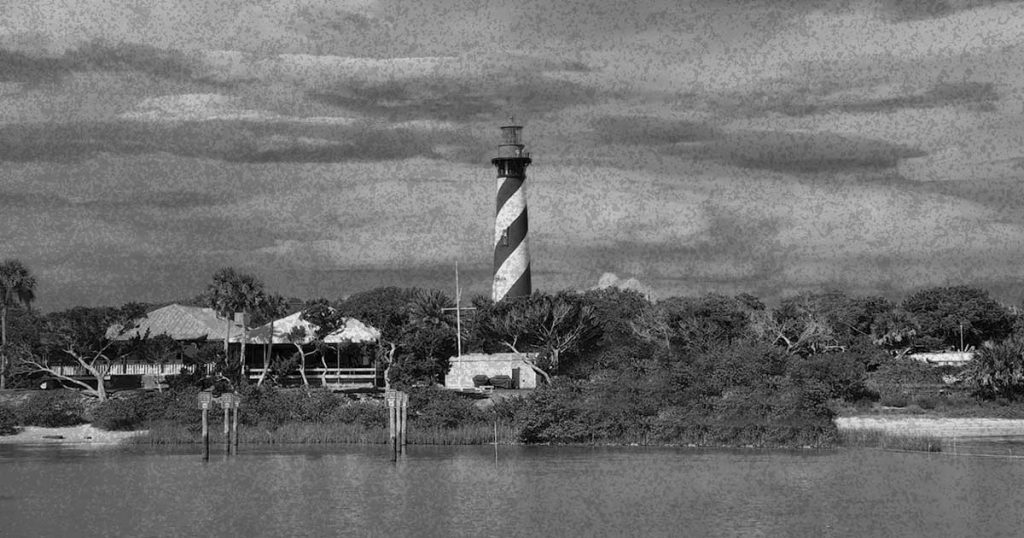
left=840, top=429, right=943, bottom=452
left=129, top=421, right=517, bottom=445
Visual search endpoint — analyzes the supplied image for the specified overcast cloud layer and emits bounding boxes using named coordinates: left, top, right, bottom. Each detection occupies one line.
left=3, top=0, right=1024, bottom=310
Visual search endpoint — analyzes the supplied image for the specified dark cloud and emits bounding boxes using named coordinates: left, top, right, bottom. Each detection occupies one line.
left=878, top=0, right=1017, bottom=21
left=590, top=116, right=719, bottom=145
left=0, top=41, right=204, bottom=84
left=789, top=82, right=999, bottom=117
left=309, top=72, right=597, bottom=122
left=671, top=129, right=927, bottom=173
left=587, top=116, right=925, bottom=172
left=0, top=49, right=68, bottom=82
left=0, top=120, right=455, bottom=163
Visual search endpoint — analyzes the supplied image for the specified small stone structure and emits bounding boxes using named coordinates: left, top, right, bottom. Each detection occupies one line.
left=445, top=353, right=538, bottom=389
left=909, top=352, right=974, bottom=367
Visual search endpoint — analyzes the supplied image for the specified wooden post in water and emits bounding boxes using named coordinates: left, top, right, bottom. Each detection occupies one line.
left=399, top=391, right=408, bottom=455
left=198, top=391, right=213, bottom=461
left=231, top=394, right=240, bottom=453
left=387, top=390, right=397, bottom=461
left=223, top=398, right=231, bottom=455
left=202, top=408, right=209, bottom=461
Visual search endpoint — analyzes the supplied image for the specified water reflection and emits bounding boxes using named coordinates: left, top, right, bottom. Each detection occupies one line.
left=1, top=444, right=1024, bottom=537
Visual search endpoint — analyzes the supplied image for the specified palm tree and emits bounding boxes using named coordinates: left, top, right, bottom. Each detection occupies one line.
left=205, top=268, right=266, bottom=377
left=0, top=260, right=36, bottom=390
left=206, top=268, right=239, bottom=363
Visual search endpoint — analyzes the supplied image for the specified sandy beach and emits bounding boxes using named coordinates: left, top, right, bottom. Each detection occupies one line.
left=836, top=416, right=1024, bottom=438
left=0, top=424, right=147, bottom=446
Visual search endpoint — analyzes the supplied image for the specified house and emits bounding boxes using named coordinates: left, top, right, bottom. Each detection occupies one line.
left=110, top=303, right=244, bottom=342
left=52, top=303, right=242, bottom=381
left=237, top=312, right=382, bottom=387
left=445, top=353, right=538, bottom=390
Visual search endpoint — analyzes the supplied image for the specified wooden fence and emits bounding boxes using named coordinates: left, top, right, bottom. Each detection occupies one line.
left=47, top=362, right=206, bottom=378
left=247, top=367, right=378, bottom=386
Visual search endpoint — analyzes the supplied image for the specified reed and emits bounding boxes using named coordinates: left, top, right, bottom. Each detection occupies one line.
left=129, top=420, right=518, bottom=445
left=839, top=429, right=943, bottom=452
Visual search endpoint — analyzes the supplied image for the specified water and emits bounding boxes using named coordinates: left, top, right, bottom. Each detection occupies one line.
left=2, top=443, right=1024, bottom=537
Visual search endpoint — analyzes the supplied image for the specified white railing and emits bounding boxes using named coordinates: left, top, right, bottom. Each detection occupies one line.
left=247, top=367, right=378, bottom=384
left=47, top=362, right=205, bottom=378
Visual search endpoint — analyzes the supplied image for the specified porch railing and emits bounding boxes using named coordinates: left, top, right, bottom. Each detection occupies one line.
left=247, top=367, right=378, bottom=385
left=47, top=362, right=206, bottom=378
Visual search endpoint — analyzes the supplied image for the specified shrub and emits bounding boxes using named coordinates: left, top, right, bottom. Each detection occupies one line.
left=93, top=398, right=149, bottom=431
left=914, top=396, right=938, bottom=410
left=879, top=390, right=909, bottom=408
left=408, top=386, right=487, bottom=429
left=789, top=354, right=870, bottom=402
left=328, top=401, right=387, bottom=428
left=16, top=391, right=86, bottom=427
left=514, top=381, right=592, bottom=443
left=0, top=406, right=18, bottom=435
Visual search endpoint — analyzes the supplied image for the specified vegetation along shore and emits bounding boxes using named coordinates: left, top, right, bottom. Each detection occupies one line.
left=5, top=260, right=1024, bottom=451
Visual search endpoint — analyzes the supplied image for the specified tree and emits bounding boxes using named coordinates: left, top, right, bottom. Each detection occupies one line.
left=0, top=259, right=36, bottom=390
left=334, top=288, right=458, bottom=387
left=964, top=337, right=1024, bottom=399
left=251, top=293, right=289, bottom=387
left=901, top=286, right=1014, bottom=350
left=18, top=304, right=157, bottom=400
left=336, top=287, right=419, bottom=388
left=476, top=292, right=603, bottom=383
left=204, top=268, right=267, bottom=372
left=748, top=308, right=840, bottom=356
left=870, top=308, right=921, bottom=357
left=778, top=291, right=891, bottom=349
left=286, top=326, right=318, bottom=390
left=575, top=287, right=649, bottom=374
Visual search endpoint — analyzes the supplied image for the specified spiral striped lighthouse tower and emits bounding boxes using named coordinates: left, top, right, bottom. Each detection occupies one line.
left=490, top=122, right=533, bottom=301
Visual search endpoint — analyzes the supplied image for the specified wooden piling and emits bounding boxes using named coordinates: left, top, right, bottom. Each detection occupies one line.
left=231, top=403, right=239, bottom=452
left=387, top=391, right=397, bottom=461
left=223, top=402, right=230, bottom=455
left=401, top=392, right=408, bottom=447
left=202, top=408, right=209, bottom=461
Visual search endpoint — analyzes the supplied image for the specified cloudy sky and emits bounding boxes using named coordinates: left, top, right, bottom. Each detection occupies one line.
left=3, top=0, right=1024, bottom=311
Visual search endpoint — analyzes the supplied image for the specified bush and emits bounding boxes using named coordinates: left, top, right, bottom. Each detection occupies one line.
left=408, top=386, right=487, bottom=429
left=789, top=354, right=870, bottom=402
left=914, top=396, right=938, bottom=410
left=16, top=391, right=86, bottom=427
left=328, top=401, right=387, bottom=428
left=879, top=390, right=909, bottom=408
left=0, top=406, right=18, bottom=435
left=93, top=398, right=149, bottom=431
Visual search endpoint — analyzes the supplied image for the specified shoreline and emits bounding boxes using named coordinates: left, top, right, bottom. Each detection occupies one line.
left=836, top=416, right=1024, bottom=438
left=0, top=424, right=148, bottom=446
left=4, top=416, right=1023, bottom=448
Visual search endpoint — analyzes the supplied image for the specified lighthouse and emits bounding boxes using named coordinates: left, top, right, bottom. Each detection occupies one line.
left=490, top=123, right=532, bottom=301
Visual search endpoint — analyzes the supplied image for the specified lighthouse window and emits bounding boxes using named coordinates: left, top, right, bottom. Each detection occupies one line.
left=501, top=228, right=509, bottom=246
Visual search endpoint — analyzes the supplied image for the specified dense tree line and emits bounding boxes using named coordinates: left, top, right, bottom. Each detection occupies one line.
left=6, top=257, right=1024, bottom=444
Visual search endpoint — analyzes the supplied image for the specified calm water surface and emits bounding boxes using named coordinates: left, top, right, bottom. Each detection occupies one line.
left=2, top=442, right=1024, bottom=537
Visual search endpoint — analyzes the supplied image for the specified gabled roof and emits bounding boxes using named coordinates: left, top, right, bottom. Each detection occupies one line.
left=323, top=317, right=381, bottom=344
left=110, top=303, right=244, bottom=341
left=242, top=311, right=318, bottom=345
left=240, top=312, right=380, bottom=345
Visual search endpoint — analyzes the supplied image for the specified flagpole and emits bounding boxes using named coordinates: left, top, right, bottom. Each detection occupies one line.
left=455, top=261, right=462, bottom=357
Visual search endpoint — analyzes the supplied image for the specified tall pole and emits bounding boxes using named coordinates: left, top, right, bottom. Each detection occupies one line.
left=455, top=262, right=462, bottom=357
left=491, top=122, right=533, bottom=301
left=442, top=263, right=475, bottom=358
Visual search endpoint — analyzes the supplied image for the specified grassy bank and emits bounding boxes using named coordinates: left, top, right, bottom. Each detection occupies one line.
left=129, top=421, right=519, bottom=446
left=838, top=429, right=943, bottom=452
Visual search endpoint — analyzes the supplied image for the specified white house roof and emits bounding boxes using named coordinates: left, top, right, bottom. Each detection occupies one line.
left=239, top=312, right=380, bottom=345
left=109, top=303, right=244, bottom=341
left=323, top=317, right=381, bottom=344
